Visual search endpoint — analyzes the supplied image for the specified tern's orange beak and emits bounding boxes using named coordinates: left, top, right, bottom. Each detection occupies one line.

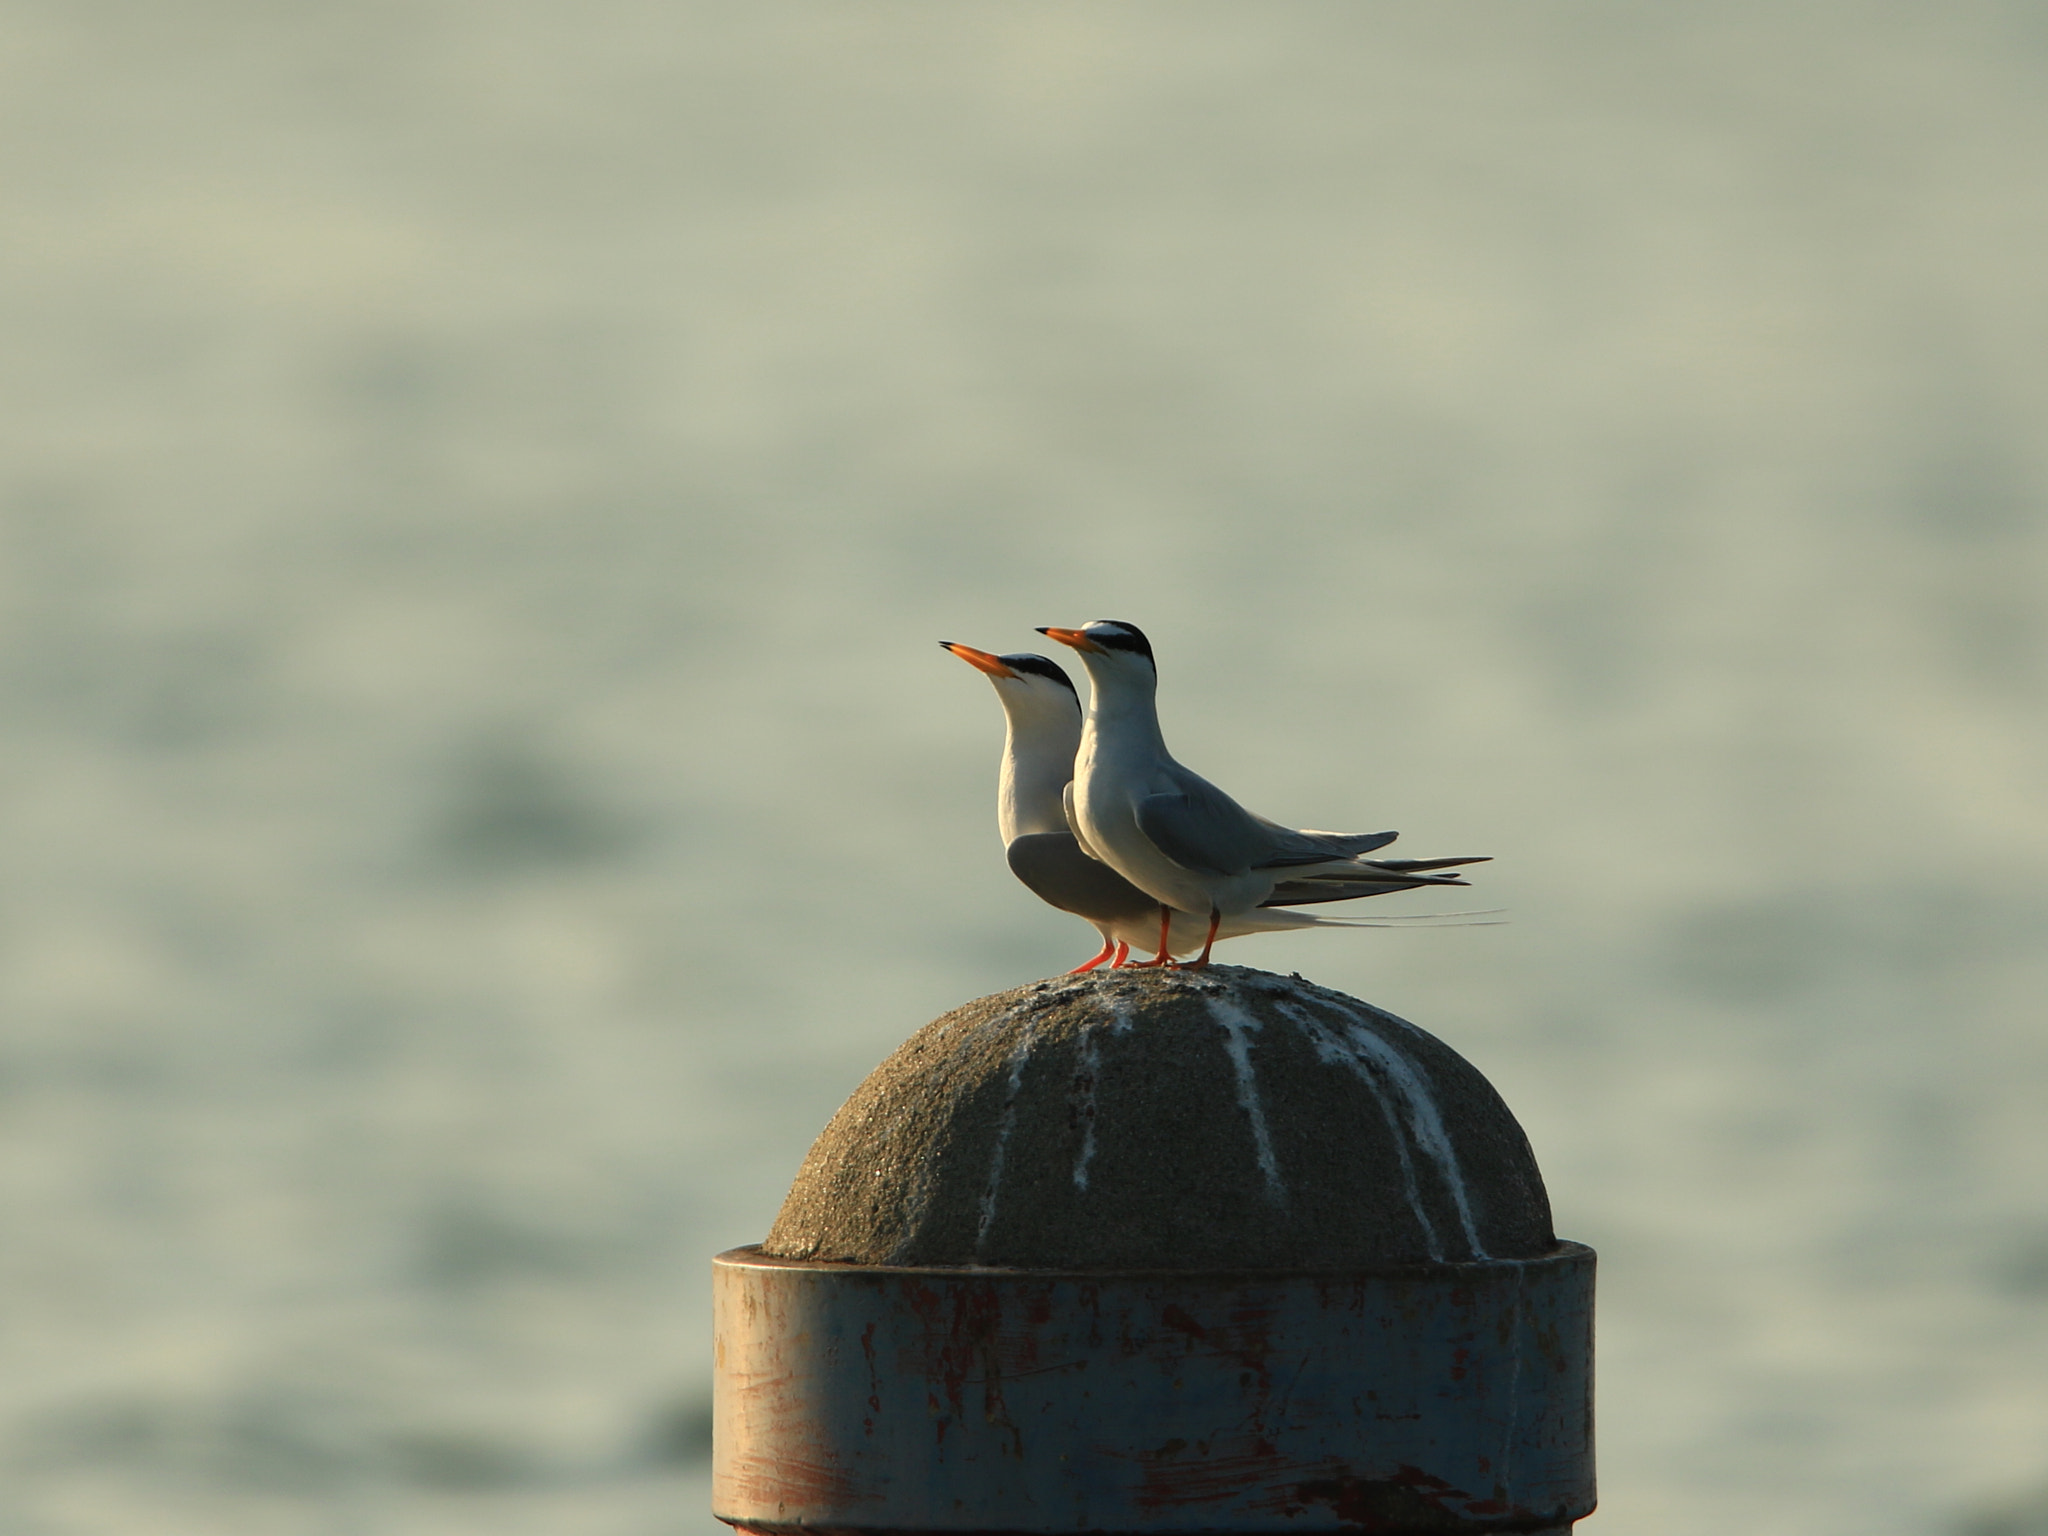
left=939, top=641, right=1018, bottom=679
left=1035, top=626, right=1103, bottom=653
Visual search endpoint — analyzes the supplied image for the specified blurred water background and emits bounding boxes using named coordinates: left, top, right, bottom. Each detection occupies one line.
left=2, top=3, right=2046, bottom=1533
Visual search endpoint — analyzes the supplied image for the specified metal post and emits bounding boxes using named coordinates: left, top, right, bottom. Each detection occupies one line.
left=714, top=966, right=1595, bottom=1535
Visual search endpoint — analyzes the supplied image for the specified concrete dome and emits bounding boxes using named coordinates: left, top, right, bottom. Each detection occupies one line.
left=763, top=966, right=1555, bottom=1270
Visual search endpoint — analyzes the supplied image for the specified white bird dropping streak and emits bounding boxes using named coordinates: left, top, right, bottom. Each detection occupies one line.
left=1071, top=1031, right=1100, bottom=1193
left=1204, top=997, right=1286, bottom=1206
left=1070, top=998, right=1133, bottom=1192
left=1317, top=997, right=1488, bottom=1260
left=1271, top=999, right=1445, bottom=1262
left=972, top=1007, right=1039, bottom=1255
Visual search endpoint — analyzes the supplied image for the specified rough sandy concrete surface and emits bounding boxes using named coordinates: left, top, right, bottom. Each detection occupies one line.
left=764, top=966, right=1555, bottom=1270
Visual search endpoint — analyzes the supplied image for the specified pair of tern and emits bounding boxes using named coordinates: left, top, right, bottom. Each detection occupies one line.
left=942, top=620, right=1488, bottom=972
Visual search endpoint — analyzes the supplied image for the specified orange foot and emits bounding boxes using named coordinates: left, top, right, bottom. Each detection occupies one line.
left=1128, top=905, right=1176, bottom=968
left=1066, top=937, right=1118, bottom=974
left=1169, top=908, right=1222, bottom=970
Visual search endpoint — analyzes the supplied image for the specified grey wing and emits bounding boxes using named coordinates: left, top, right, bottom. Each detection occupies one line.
left=1006, top=833, right=1159, bottom=923
left=1283, top=826, right=1401, bottom=858
left=1134, top=774, right=1295, bottom=877
left=1137, top=773, right=1402, bottom=876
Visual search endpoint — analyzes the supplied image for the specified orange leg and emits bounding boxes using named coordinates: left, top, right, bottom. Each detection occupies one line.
left=1109, top=942, right=1130, bottom=968
left=1172, top=908, right=1223, bottom=970
left=1128, top=905, right=1176, bottom=967
left=1066, top=936, right=1118, bottom=974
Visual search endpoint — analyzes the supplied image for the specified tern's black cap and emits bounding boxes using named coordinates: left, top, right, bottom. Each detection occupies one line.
left=1084, top=620, right=1154, bottom=663
left=1035, top=620, right=1155, bottom=665
left=1002, top=654, right=1077, bottom=691
left=941, top=641, right=1078, bottom=693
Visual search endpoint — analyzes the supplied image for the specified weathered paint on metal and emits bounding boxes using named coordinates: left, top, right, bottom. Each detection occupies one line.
left=713, top=1243, right=1594, bottom=1534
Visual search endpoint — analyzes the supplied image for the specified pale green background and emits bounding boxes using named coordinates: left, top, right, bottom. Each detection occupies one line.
left=2, top=4, right=2045, bottom=1534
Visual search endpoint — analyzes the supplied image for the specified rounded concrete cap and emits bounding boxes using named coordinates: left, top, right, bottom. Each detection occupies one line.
left=763, top=966, right=1555, bottom=1270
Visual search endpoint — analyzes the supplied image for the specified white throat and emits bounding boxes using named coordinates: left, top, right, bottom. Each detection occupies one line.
left=1079, top=657, right=1168, bottom=757
left=995, top=691, right=1083, bottom=843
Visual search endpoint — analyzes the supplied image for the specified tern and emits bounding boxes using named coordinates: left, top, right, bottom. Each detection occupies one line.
left=942, top=641, right=1482, bottom=972
left=1036, top=620, right=1487, bottom=968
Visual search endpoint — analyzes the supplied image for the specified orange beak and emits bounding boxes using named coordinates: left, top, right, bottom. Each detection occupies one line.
left=1035, top=626, right=1103, bottom=653
left=939, top=641, right=1018, bottom=679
